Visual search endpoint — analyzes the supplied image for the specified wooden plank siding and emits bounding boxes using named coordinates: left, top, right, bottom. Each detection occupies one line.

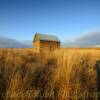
left=40, top=40, right=60, bottom=52
left=34, top=34, right=40, bottom=52
left=34, top=41, right=40, bottom=52
left=40, top=41, right=60, bottom=47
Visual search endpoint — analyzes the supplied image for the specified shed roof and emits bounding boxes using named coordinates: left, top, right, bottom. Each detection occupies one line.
left=34, top=33, right=60, bottom=42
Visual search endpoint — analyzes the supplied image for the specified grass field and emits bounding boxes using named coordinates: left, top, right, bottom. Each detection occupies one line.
left=0, top=48, right=100, bottom=100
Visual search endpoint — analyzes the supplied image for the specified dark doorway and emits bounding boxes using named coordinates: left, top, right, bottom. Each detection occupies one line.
left=50, top=46, right=51, bottom=52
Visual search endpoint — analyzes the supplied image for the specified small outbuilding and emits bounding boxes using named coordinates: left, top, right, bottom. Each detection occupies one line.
left=33, top=33, right=60, bottom=52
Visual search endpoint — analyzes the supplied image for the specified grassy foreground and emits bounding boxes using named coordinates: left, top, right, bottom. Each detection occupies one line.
left=0, top=48, right=100, bottom=100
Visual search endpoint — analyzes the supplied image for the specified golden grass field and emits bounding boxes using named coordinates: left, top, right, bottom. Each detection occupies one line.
left=0, top=48, right=100, bottom=100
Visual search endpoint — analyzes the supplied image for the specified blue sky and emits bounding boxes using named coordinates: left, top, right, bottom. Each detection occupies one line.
left=0, top=0, right=100, bottom=42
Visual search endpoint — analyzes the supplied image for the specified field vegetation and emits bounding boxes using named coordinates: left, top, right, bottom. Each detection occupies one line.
left=0, top=48, right=100, bottom=100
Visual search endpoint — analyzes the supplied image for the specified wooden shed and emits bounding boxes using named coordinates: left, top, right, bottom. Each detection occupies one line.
left=33, top=33, right=60, bottom=52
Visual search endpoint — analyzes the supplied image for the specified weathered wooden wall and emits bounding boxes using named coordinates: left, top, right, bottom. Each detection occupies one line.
left=40, top=41, right=60, bottom=47
left=34, top=41, right=40, bottom=52
left=40, top=40, right=60, bottom=52
left=34, top=34, right=40, bottom=52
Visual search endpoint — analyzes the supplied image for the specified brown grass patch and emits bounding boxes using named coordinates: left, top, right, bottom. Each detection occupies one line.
left=0, top=48, right=100, bottom=100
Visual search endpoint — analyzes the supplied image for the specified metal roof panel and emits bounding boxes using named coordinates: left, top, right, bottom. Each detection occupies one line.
left=37, top=33, right=60, bottom=42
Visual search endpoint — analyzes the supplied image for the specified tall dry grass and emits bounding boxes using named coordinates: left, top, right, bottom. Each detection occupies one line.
left=0, top=48, right=100, bottom=100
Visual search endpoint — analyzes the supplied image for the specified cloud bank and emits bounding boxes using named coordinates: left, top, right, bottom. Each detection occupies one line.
left=0, top=37, right=32, bottom=48
left=62, top=32, right=100, bottom=47
left=0, top=31, right=100, bottom=48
